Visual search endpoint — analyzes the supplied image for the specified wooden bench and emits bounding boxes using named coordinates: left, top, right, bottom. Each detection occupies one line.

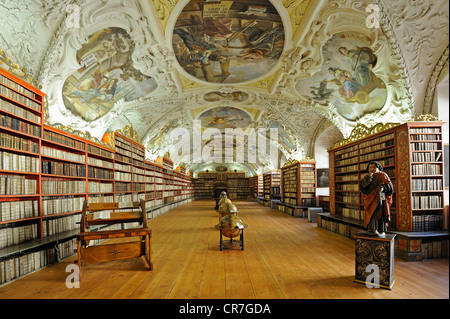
left=76, top=199, right=152, bottom=277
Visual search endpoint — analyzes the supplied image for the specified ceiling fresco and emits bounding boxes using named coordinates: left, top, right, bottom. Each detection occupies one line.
left=62, top=27, right=158, bottom=121
left=0, top=0, right=448, bottom=175
left=172, top=0, right=285, bottom=83
left=295, top=32, right=387, bottom=121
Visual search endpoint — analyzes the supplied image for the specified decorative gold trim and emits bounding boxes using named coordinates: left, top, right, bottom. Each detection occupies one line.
left=301, top=156, right=316, bottom=163
left=0, top=49, right=37, bottom=87
left=409, top=114, right=442, bottom=122
left=331, top=122, right=400, bottom=150
left=282, top=158, right=299, bottom=167
left=114, top=124, right=142, bottom=145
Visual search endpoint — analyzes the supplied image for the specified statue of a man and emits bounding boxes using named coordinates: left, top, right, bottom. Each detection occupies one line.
left=360, top=161, right=394, bottom=236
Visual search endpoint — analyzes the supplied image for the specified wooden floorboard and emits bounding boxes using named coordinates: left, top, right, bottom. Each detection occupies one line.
left=0, top=199, right=448, bottom=300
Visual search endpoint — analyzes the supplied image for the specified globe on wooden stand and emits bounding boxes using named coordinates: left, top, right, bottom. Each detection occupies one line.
left=219, top=214, right=244, bottom=238
left=215, top=214, right=248, bottom=250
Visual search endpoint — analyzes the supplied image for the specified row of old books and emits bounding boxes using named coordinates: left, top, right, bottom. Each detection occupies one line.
left=88, top=144, right=114, bottom=159
left=42, top=214, right=81, bottom=237
left=88, top=181, right=113, bottom=193
left=42, top=196, right=85, bottom=216
left=411, top=151, right=442, bottom=162
left=0, top=223, right=38, bottom=249
left=1, top=114, right=41, bottom=137
left=41, top=179, right=85, bottom=195
left=318, top=217, right=362, bottom=239
left=421, top=239, right=449, bottom=259
left=0, top=74, right=36, bottom=100
left=0, top=238, right=77, bottom=285
left=1, top=150, right=40, bottom=173
left=0, top=175, right=37, bottom=195
left=0, top=131, right=39, bottom=153
left=411, top=194, right=443, bottom=209
left=0, top=248, right=56, bottom=285
left=43, top=130, right=85, bottom=151
left=42, top=160, right=86, bottom=177
left=0, top=200, right=39, bottom=222
left=0, top=83, right=41, bottom=112
left=412, top=215, right=443, bottom=232
left=41, top=146, right=85, bottom=163
left=412, top=178, right=443, bottom=191
left=88, top=166, right=114, bottom=179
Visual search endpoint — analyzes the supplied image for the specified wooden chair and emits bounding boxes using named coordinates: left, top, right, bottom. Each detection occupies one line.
left=76, top=199, right=152, bottom=278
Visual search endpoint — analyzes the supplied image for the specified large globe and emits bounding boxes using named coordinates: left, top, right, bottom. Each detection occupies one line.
left=219, top=214, right=245, bottom=239
left=218, top=198, right=233, bottom=213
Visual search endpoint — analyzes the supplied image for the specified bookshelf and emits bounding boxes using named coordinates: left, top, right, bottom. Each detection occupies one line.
left=257, top=175, right=263, bottom=198
left=281, top=160, right=317, bottom=207
left=194, top=172, right=216, bottom=199
left=263, top=170, right=281, bottom=201
left=318, top=195, right=330, bottom=212
left=225, top=172, right=248, bottom=199
left=0, top=68, right=194, bottom=283
left=1, top=67, right=43, bottom=240
left=324, top=119, right=448, bottom=260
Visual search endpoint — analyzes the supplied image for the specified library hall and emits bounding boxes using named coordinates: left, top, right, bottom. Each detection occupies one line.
left=0, top=0, right=448, bottom=308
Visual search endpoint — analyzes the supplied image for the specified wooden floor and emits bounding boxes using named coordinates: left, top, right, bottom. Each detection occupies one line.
left=0, top=200, right=448, bottom=299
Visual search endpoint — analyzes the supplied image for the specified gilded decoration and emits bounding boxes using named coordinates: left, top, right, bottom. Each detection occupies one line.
left=396, top=129, right=411, bottom=231
left=282, top=158, right=298, bottom=167
left=331, top=122, right=400, bottom=150
left=114, top=124, right=142, bottom=146
left=0, top=49, right=36, bottom=86
left=409, top=114, right=442, bottom=122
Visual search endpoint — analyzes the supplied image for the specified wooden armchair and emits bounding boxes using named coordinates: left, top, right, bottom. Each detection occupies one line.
left=76, top=199, right=152, bottom=277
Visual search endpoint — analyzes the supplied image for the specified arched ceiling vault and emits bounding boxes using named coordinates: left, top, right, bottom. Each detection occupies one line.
left=0, top=0, right=448, bottom=174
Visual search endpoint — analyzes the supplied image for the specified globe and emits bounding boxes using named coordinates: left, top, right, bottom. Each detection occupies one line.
left=219, top=214, right=245, bottom=239
left=218, top=198, right=233, bottom=213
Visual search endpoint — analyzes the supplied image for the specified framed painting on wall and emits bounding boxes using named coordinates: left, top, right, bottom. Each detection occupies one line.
left=317, top=168, right=330, bottom=188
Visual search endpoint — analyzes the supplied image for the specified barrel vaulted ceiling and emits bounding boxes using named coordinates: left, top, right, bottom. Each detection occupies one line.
left=0, top=0, right=448, bottom=175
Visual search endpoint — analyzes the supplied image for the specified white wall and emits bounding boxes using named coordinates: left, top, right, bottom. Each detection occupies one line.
left=436, top=76, right=449, bottom=208
left=314, top=125, right=344, bottom=198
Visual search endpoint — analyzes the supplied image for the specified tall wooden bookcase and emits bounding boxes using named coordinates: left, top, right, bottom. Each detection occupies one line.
left=226, top=172, right=249, bottom=199
left=0, top=67, right=194, bottom=283
left=281, top=160, right=316, bottom=207
left=263, top=170, right=281, bottom=200
left=1, top=67, right=45, bottom=250
left=324, top=119, right=448, bottom=260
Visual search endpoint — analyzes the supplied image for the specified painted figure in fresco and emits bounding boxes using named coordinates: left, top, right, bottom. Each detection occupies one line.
left=338, top=46, right=377, bottom=86
left=327, top=67, right=362, bottom=99
left=337, top=46, right=385, bottom=103
left=360, top=161, right=394, bottom=236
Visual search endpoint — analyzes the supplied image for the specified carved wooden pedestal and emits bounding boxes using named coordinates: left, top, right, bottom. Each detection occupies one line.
left=354, top=232, right=396, bottom=290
